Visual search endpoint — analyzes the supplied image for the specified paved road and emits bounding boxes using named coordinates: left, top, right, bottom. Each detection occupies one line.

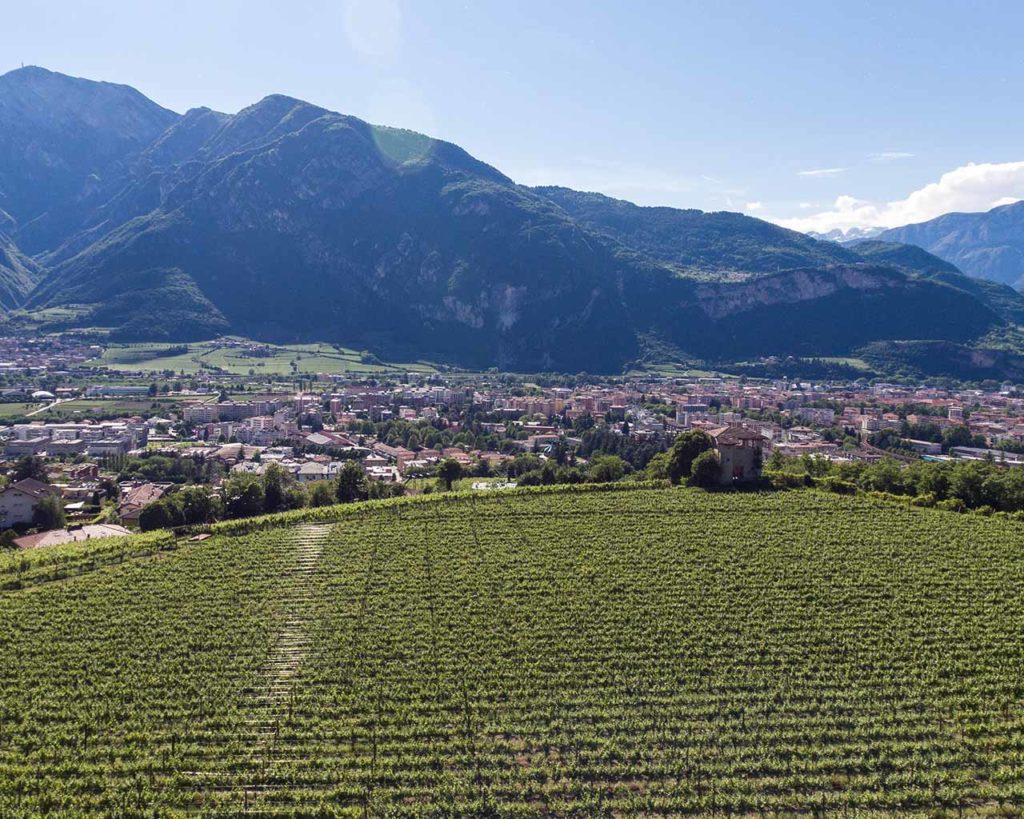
left=25, top=397, right=75, bottom=418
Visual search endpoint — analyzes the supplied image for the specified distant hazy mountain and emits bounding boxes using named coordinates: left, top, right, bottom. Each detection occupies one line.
left=878, top=201, right=1024, bottom=290
left=0, top=66, right=1015, bottom=374
left=808, top=226, right=886, bottom=244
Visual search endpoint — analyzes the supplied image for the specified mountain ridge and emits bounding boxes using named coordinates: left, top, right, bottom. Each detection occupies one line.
left=536, top=186, right=862, bottom=276
left=878, top=200, right=1024, bottom=290
left=0, top=65, right=179, bottom=254
left=0, top=67, right=1017, bottom=374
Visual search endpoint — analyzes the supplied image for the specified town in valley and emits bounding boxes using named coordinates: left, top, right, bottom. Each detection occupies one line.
left=1, top=333, right=1021, bottom=547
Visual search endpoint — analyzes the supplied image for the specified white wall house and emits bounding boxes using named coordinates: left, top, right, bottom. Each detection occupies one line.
left=0, top=479, right=59, bottom=528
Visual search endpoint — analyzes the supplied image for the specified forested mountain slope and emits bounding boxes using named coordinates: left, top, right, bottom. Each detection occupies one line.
left=0, top=66, right=1014, bottom=373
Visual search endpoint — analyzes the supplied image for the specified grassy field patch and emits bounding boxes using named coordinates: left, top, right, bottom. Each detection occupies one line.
left=88, top=338, right=438, bottom=376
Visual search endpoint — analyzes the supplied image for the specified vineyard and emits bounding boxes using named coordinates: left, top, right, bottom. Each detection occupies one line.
left=2, top=487, right=1024, bottom=815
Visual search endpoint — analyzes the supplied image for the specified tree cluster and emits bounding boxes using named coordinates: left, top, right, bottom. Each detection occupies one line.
left=661, top=430, right=721, bottom=488
left=771, top=453, right=1024, bottom=514
left=139, top=462, right=404, bottom=531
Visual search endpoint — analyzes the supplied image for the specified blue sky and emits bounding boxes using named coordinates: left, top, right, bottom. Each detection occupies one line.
left=4, top=0, right=1024, bottom=233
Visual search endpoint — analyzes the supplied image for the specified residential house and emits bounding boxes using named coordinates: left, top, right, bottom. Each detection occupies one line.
left=362, top=454, right=390, bottom=471
left=118, top=483, right=172, bottom=524
left=441, top=447, right=474, bottom=466
left=14, top=523, right=132, bottom=549
left=296, top=462, right=329, bottom=482
left=305, top=431, right=356, bottom=449
left=0, top=479, right=61, bottom=528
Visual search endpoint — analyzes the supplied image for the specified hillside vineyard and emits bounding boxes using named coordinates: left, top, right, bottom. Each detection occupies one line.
left=2, top=488, right=1024, bottom=814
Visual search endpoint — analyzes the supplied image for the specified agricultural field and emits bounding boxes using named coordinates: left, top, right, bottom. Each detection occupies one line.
left=33, top=397, right=183, bottom=421
left=2, top=487, right=1024, bottom=815
left=625, top=363, right=722, bottom=378
left=402, top=475, right=514, bottom=493
left=0, top=402, right=42, bottom=418
left=87, top=339, right=437, bottom=376
left=816, top=356, right=873, bottom=370
left=0, top=398, right=182, bottom=422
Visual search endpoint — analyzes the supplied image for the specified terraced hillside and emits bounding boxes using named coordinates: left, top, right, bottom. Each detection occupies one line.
left=2, top=487, right=1024, bottom=815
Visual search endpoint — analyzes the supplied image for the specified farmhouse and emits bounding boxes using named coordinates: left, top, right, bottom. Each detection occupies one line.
left=708, top=426, right=765, bottom=485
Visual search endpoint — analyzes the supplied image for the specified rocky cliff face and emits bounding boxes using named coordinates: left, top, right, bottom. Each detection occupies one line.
left=694, top=266, right=901, bottom=320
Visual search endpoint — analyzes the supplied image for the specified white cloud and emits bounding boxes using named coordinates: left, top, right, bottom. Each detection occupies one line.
left=868, top=151, right=915, bottom=162
left=745, top=201, right=763, bottom=211
left=777, top=160, right=1024, bottom=234
left=798, top=167, right=846, bottom=177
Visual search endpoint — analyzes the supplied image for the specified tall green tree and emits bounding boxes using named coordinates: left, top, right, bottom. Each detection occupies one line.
left=437, top=459, right=462, bottom=491
left=262, top=463, right=289, bottom=513
left=32, top=494, right=66, bottom=531
left=139, top=499, right=181, bottom=532
left=224, top=474, right=265, bottom=518
left=336, top=461, right=368, bottom=503
left=307, top=481, right=336, bottom=507
left=588, top=454, right=627, bottom=483
left=13, top=455, right=48, bottom=483
left=667, top=430, right=714, bottom=485
left=176, top=486, right=221, bottom=526
left=942, top=424, right=985, bottom=452
left=689, top=450, right=721, bottom=488
left=644, top=451, right=670, bottom=481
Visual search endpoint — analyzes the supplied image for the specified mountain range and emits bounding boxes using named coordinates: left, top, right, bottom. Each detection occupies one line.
left=1, top=66, right=1022, bottom=375
left=877, top=201, right=1024, bottom=290
left=807, top=227, right=886, bottom=244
